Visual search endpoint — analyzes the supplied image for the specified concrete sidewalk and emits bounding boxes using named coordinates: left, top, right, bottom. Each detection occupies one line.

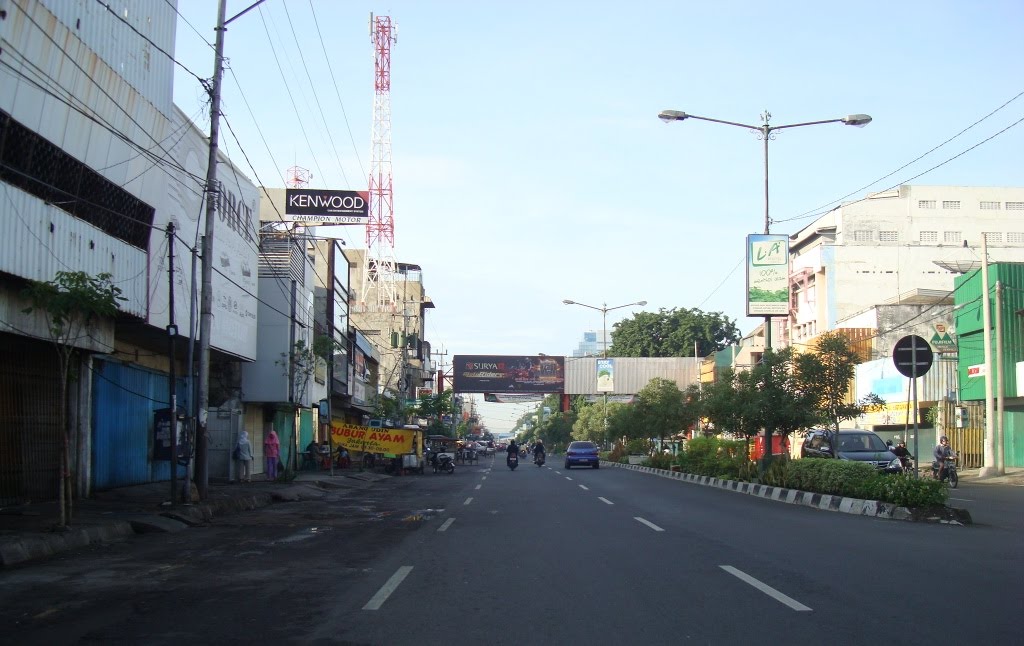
left=0, top=468, right=392, bottom=569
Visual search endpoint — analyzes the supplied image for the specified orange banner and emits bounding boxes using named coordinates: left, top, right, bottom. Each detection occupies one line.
left=330, top=423, right=415, bottom=455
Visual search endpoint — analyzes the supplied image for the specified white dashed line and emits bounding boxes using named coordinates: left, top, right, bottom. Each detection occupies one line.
left=437, top=518, right=455, bottom=532
left=598, top=497, right=614, bottom=505
left=579, top=484, right=589, bottom=491
left=720, top=565, right=812, bottom=612
left=565, top=477, right=573, bottom=481
left=363, top=566, right=413, bottom=610
left=634, top=517, right=664, bottom=532
left=475, top=484, right=481, bottom=490
left=464, top=497, right=473, bottom=505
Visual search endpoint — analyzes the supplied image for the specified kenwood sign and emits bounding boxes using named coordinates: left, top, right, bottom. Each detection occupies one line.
left=284, top=189, right=369, bottom=224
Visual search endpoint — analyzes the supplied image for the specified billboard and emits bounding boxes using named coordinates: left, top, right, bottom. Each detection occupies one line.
left=596, top=358, right=614, bottom=392
left=746, top=234, right=790, bottom=316
left=284, top=188, right=369, bottom=224
left=453, top=355, right=565, bottom=393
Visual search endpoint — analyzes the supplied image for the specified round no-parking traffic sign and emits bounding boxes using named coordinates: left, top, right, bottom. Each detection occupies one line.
left=892, top=335, right=934, bottom=378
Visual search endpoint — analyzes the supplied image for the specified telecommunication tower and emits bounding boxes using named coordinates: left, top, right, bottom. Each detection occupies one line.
left=285, top=165, right=311, bottom=188
left=362, top=13, right=398, bottom=311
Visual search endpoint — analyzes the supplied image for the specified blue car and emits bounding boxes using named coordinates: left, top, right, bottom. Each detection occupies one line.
left=564, top=441, right=600, bottom=469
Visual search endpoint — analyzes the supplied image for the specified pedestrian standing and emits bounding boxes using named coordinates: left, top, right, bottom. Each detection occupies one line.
left=264, top=429, right=281, bottom=481
left=234, top=431, right=254, bottom=482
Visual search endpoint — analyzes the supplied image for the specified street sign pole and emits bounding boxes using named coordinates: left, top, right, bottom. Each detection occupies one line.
left=911, top=341, right=919, bottom=478
left=892, top=335, right=934, bottom=479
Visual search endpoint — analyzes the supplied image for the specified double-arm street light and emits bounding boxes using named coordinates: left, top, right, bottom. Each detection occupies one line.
left=657, top=109, right=871, bottom=350
left=562, top=299, right=648, bottom=358
left=563, top=299, right=647, bottom=438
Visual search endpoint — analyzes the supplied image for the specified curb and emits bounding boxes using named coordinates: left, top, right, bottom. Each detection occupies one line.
left=602, top=461, right=969, bottom=525
left=0, top=491, right=276, bottom=568
left=0, top=521, right=136, bottom=567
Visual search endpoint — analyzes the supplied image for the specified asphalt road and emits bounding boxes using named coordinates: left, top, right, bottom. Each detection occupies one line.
left=0, top=456, right=1020, bottom=645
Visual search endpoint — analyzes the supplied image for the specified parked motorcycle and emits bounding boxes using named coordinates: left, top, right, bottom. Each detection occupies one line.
left=507, top=453, right=518, bottom=471
left=534, top=453, right=545, bottom=467
left=430, top=452, right=455, bottom=474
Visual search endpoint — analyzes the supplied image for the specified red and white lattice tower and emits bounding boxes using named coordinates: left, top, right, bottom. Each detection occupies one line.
left=362, top=13, right=398, bottom=311
left=285, top=165, right=311, bottom=189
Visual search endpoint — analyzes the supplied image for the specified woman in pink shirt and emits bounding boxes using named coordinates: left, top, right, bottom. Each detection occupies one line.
left=264, top=430, right=281, bottom=480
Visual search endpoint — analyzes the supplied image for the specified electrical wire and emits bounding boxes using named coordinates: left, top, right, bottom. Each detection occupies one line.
left=93, top=0, right=207, bottom=86
left=281, top=1, right=351, bottom=188
left=307, top=0, right=366, bottom=180
left=777, top=90, right=1024, bottom=225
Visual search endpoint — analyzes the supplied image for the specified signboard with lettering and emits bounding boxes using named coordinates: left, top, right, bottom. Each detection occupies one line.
left=746, top=234, right=790, bottom=316
left=284, top=189, right=369, bottom=224
left=453, top=355, right=565, bottom=393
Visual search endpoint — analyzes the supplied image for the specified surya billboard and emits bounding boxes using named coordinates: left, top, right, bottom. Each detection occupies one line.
left=453, top=355, right=565, bottom=393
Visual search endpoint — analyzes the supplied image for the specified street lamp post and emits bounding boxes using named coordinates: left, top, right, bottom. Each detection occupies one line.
left=657, top=109, right=871, bottom=351
left=563, top=299, right=647, bottom=440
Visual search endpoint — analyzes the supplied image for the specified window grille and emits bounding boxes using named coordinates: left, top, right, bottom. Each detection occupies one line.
left=944, top=231, right=962, bottom=244
left=851, top=230, right=873, bottom=242
left=918, top=200, right=936, bottom=209
left=1007, top=202, right=1024, bottom=211
left=979, top=201, right=1001, bottom=210
left=919, top=231, right=938, bottom=243
left=942, top=200, right=961, bottom=209
left=879, top=231, right=898, bottom=243
left=1008, top=232, right=1024, bottom=244
left=983, top=232, right=1003, bottom=244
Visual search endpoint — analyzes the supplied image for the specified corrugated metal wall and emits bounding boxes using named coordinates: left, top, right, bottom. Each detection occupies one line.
left=91, top=358, right=185, bottom=490
left=0, top=333, right=61, bottom=505
left=565, top=357, right=699, bottom=395
left=38, top=0, right=177, bottom=116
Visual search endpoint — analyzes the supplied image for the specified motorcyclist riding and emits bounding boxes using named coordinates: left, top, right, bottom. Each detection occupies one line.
left=533, top=439, right=545, bottom=463
left=932, top=435, right=953, bottom=480
left=891, top=440, right=913, bottom=472
left=506, top=440, right=519, bottom=466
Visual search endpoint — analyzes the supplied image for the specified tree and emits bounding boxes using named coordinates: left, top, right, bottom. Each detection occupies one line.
left=414, top=389, right=454, bottom=433
left=22, top=271, right=125, bottom=527
left=610, top=307, right=741, bottom=357
left=572, top=400, right=612, bottom=444
left=743, top=349, right=820, bottom=466
left=793, top=331, right=884, bottom=430
left=633, top=377, right=689, bottom=450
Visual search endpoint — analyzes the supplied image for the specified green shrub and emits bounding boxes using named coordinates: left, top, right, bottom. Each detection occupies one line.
left=607, top=442, right=627, bottom=463
left=678, top=436, right=747, bottom=479
left=625, top=438, right=649, bottom=455
left=644, top=453, right=675, bottom=470
left=858, top=473, right=948, bottom=507
left=783, top=459, right=875, bottom=497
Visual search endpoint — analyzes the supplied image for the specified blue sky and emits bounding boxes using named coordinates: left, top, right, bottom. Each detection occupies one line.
left=172, top=1, right=1023, bottom=432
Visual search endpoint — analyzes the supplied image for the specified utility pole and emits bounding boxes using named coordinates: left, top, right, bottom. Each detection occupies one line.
left=166, top=222, right=178, bottom=505
left=195, top=0, right=228, bottom=501
left=196, top=0, right=265, bottom=500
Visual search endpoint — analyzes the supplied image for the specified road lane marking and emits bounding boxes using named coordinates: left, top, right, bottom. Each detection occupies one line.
left=481, top=476, right=487, bottom=480
left=948, top=497, right=972, bottom=502
left=719, top=565, right=812, bottom=612
left=634, top=517, right=664, bottom=532
left=437, top=518, right=455, bottom=532
left=464, top=497, right=473, bottom=505
left=579, top=485, right=590, bottom=491
left=475, top=484, right=482, bottom=490
left=565, top=477, right=573, bottom=481
left=363, top=566, right=413, bottom=610
left=598, top=497, right=614, bottom=505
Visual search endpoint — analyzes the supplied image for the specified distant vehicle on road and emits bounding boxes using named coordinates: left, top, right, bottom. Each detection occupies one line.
left=564, top=441, right=599, bottom=469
